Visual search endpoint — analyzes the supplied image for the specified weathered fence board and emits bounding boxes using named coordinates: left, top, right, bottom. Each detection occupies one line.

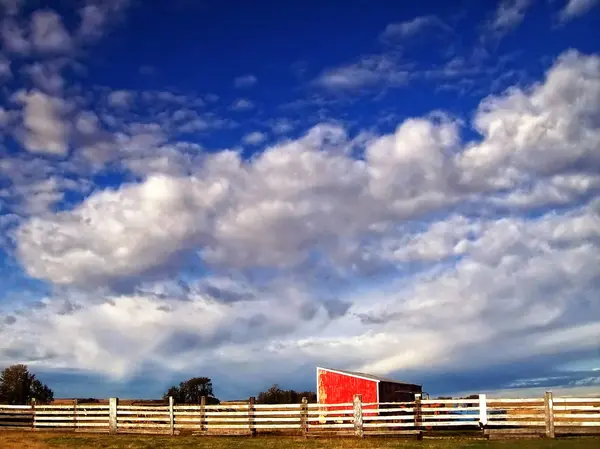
left=2, top=392, right=599, bottom=438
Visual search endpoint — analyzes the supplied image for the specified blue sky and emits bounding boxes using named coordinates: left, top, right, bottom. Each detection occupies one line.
left=1, top=0, right=600, bottom=401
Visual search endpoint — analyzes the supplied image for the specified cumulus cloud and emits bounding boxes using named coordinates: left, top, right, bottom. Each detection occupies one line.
left=242, top=131, right=266, bottom=145
left=270, top=118, right=295, bottom=134
left=316, top=54, right=410, bottom=91
left=107, top=90, right=134, bottom=108
left=16, top=174, right=229, bottom=287
left=484, top=0, right=532, bottom=39
left=0, top=107, right=10, bottom=128
left=380, top=15, right=451, bottom=41
left=1, top=18, right=30, bottom=54
left=0, top=0, right=23, bottom=16
left=8, top=177, right=73, bottom=215
left=0, top=1, right=130, bottom=58
left=558, top=0, right=600, bottom=21
left=0, top=278, right=333, bottom=379
left=231, top=98, right=255, bottom=111
left=3, top=49, right=600, bottom=396
left=321, top=206, right=600, bottom=375
left=71, top=110, right=118, bottom=167
left=458, top=49, right=600, bottom=188
left=23, top=62, right=65, bottom=95
left=77, top=0, right=131, bottom=43
left=0, top=52, right=10, bottom=79
left=14, top=90, right=69, bottom=156
left=5, top=201, right=600, bottom=387
left=30, top=10, right=72, bottom=54
left=15, top=51, right=600, bottom=284
left=234, top=74, right=257, bottom=88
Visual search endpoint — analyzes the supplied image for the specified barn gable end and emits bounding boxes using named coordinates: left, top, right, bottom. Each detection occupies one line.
left=316, top=366, right=422, bottom=405
left=316, top=366, right=379, bottom=405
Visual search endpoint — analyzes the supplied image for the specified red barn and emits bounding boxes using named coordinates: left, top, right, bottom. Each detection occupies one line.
left=316, top=367, right=422, bottom=408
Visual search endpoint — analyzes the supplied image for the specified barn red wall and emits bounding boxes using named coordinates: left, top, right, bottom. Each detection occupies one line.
left=317, top=369, right=378, bottom=413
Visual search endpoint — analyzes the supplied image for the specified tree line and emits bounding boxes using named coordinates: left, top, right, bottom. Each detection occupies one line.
left=256, top=383, right=317, bottom=404
left=160, top=377, right=317, bottom=404
left=0, top=364, right=317, bottom=405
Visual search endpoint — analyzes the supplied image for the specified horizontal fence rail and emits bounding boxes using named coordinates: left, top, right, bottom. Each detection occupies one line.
left=0, top=405, right=33, bottom=429
left=34, top=403, right=110, bottom=432
left=1, top=392, right=599, bottom=439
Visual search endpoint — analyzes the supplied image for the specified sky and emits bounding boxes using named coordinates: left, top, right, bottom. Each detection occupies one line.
left=0, top=0, right=599, bottom=401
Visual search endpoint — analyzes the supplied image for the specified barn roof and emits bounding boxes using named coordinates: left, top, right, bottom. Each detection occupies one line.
left=317, top=367, right=420, bottom=386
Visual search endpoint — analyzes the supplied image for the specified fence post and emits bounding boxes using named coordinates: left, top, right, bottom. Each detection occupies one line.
left=478, top=394, right=487, bottom=429
left=414, top=393, right=422, bottom=430
left=109, top=397, right=118, bottom=434
left=31, top=397, right=36, bottom=430
left=200, top=396, right=206, bottom=433
left=301, top=397, right=308, bottom=438
left=544, top=391, right=555, bottom=439
left=248, top=396, right=256, bottom=437
left=73, top=399, right=78, bottom=430
left=353, top=394, right=363, bottom=438
left=169, top=396, right=175, bottom=436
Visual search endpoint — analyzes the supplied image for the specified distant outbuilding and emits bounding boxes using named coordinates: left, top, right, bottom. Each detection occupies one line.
left=316, top=367, right=422, bottom=406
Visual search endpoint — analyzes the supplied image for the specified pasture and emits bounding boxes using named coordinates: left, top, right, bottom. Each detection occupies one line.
left=1, top=432, right=599, bottom=449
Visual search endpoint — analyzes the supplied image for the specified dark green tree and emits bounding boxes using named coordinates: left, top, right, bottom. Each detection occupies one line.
left=163, top=377, right=219, bottom=404
left=0, top=364, right=54, bottom=405
left=256, top=384, right=317, bottom=404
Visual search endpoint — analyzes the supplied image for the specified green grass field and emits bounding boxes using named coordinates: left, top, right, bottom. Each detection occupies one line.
left=1, top=432, right=599, bottom=449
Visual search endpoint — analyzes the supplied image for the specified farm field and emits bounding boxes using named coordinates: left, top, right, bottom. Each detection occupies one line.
left=0, top=432, right=599, bottom=449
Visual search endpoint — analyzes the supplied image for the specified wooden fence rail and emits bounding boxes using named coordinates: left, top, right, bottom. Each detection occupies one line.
left=1, top=392, right=599, bottom=439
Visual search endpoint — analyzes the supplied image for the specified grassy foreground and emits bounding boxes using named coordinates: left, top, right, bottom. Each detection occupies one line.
left=0, top=431, right=600, bottom=449
left=0, top=432, right=599, bottom=449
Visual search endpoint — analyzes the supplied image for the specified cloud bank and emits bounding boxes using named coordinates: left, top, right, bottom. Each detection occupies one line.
left=0, top=48, right=598, bottom=398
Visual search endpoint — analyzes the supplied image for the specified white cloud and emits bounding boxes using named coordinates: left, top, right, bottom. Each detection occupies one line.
left=0, top=2, right=130, bottom=61
left=231, top=98, right=255, bottom=111
left=458, top=49, right=600, bottom=189
left=380, top=15, right=450, bottom=41
left=1, top=18, right=31, bottom=54
left=3, top=49, right=600, bottom=396
left=365, top=116, right=460, bottom=215
left=0, top=107, right=10, bottom=128
left=485, top=0, right=532, bottom=38
left=16, top=174, right=229, bottom=286
left=0, top=279, right=332, bottom=379
left=8, top=177, right=69, bottom=215
left=242, top=131, right=266, bottom=146
left=0, top=0, right=24, bottom=16
left=488, top=173, right=600, bottom=210
left=71, top=110, right=118, bottom=167
left=77, top=0, right=130, bottom=43
left=558, top=0, right=600, bottom=21
left=270, top=118, right=295, bottom=134
left=14, top=90, right=69, bottom=156
left=316, top=54, right=409, bottom=91
left=15, top=51, right=600, bottom=286
left=8, top=123, right=406, bottom=284
left=234, top=74, right=257, bottom=88
left=23, top=62, right=65, bottom=95
left=345, top=212, right=600, bottom=374
left=0, top=52, right=10, bottom=79
left=30, top=10, right=73, bottom=54
left=78, top=4, right=110, bottom=42
left=107, top=90, right=134, bottom=108
left=6, top=202, right=600, bottom=384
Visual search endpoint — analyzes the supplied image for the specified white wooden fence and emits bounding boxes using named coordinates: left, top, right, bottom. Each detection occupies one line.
left=1, top=392, right=599, bottom=438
